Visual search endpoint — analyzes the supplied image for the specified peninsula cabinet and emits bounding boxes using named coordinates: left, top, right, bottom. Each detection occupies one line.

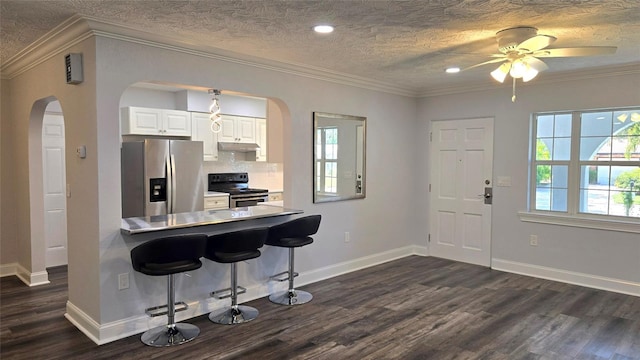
left=218, top=115, right=257, bottom=144
left=191, top=112, right=219, bottom=161
left=121, top=106, right=191, bottom=136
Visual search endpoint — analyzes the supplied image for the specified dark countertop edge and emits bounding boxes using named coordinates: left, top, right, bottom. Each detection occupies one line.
left=121, top=207, right=303, bottom=235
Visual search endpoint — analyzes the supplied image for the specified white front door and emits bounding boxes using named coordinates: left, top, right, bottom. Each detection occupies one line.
left=429, top=118, right=494, bottom=267
left=43, top=113, right=68, bottom=267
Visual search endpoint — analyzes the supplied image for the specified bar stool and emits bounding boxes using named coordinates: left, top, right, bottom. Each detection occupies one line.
left=266, top=215, right=321, bottom=306
left=205, top=227, right=269, bottom=325
left=130, top=233, right=207, bottom=347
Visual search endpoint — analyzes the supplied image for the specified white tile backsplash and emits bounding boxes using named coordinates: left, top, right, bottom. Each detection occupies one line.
left=203, top=151, right=283, bottom=191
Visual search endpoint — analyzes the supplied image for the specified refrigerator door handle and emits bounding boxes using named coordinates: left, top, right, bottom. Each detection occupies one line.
left=170, top=154, right=177, bottom=214
left=166, top=156, right=172, bottom=214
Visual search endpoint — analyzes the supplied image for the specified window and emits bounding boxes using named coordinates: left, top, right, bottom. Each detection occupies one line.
left=316, top=127, right=338, bottom=194
left=530, top=108, right=640, bottom=222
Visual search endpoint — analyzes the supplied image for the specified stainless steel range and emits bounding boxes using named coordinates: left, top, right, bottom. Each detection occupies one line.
left=208, top=172, right=269, bottom=207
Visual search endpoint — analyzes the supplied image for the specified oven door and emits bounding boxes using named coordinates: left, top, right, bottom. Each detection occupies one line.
left=230, top=195, right=267, bottom=208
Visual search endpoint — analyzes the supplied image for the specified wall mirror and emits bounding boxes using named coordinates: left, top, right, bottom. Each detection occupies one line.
left=313, top=112, right=366, bottom=203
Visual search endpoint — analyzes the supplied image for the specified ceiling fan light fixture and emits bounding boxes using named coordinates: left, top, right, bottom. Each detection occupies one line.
left=509, top=59, right=529, bottom=78
left=490, top=63, right=510, bottom=83
left=522, top=67, right=539, bottom=82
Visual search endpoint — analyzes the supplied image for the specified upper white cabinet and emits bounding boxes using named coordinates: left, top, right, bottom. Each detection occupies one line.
left=255, top=118, right=267, bottom=162
left=121, top=106, right=191, bottom=136
left=191, top=112, right=218, bottom=161
left=218, top=115, right=256, bottom=144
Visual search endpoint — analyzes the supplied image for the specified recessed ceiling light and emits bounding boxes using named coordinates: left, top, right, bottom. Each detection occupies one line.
left=445, top=67, right=461, bottom=74
left=313, top=25, right=334, bottom=34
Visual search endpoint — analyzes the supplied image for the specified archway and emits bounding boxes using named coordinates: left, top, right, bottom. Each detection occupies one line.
left=25, top=96, right=68, bottom=286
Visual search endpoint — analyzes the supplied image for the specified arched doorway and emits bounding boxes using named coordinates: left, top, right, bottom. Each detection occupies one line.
left=24, top=96, right=68, bottom=286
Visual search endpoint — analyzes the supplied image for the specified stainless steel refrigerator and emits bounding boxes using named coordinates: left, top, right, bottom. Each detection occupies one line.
left=121, top=139, right=204, bottom=218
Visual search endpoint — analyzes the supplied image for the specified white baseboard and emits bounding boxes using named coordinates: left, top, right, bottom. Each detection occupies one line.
left=14, top=264, right=50, bottom=287
left=492, top=258, right=640, bottom=297
left=0, top=263, right=18, bottom=277
left=69, top=245, right=425, bottom=345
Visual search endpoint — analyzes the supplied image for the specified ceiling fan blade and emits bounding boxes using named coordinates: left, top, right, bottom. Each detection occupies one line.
left=462, top=57, right=508, bottom=71
left=533, top=46, right=617, bottom=57
left=524, top=56, right=549, bottom=72
left=517, top=35, right=557, bottom=52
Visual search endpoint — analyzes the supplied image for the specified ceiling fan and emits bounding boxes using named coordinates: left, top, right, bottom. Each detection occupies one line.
left=464, top=26, right=617, bottom=101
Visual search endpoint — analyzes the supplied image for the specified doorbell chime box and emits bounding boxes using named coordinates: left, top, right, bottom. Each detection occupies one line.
left=65, top=53, right=83, bottom=84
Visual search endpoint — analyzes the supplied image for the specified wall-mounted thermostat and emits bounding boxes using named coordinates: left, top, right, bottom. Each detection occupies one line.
left=65, top=53, right=83, bottom=84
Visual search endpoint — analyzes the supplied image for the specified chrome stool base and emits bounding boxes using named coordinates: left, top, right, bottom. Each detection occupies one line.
left=140, top=323, right=200, bottom=347
left=269, top=289, right=312, bottom=306
left=209, top=305, right=259, bottom=325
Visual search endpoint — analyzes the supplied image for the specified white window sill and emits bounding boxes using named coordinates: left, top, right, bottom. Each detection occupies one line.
left=518, top=211, right=640, bottom=234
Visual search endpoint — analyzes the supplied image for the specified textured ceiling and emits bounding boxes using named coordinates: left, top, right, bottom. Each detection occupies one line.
left=2, top=0, right=640, bottom=94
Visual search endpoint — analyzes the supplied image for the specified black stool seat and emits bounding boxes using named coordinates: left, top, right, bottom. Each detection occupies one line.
left=131, top=235, right=206, bottom=275
left=268, top=236, right=313, bottom=248
left=136, top=260, right=203, bottom=276
left=205, top=228, right=269, bottom=325
left=266, top=215, right=321, bottom=306
left=130, top=233, right=207, bottom=347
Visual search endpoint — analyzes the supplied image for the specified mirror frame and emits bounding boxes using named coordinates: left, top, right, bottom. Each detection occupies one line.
left=313, top=112, right=366, bottom=203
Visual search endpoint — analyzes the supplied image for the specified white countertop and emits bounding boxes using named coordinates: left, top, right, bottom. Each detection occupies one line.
left=205, top=191, right=229, bottom=197
left=121, top=205, right=302, bottom=235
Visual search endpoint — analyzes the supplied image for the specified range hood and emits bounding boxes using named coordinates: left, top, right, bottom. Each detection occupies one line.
left=217, top=142, right=261, bottom=152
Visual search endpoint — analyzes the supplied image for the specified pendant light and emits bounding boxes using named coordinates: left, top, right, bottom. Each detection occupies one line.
left=209, top=89, right=222, bottom=133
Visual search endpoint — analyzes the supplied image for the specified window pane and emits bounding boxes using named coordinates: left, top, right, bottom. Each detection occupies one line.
left=581, top=111, right=612, bottom=137
left=550, top=188, right=568, bottom=211
left=580, top=189, right=609, bottom=215
left=536, top=165, right=551, bottom=185
left=553, top=137, right=571, bottom=160
left=612, top=124, right=640, bottom=161
left=535, top=185, right=550, bottom=210
left=581, top=136, right=611, bottom=160
left=551, top=165, right=568, bottom=188
left=536, top=139, right=552, bottom=161
left=580, top=165, right=611, bottom=187
left=537, top=115, right=554, bottom=138
left=554, top=114, right=572, bottom=137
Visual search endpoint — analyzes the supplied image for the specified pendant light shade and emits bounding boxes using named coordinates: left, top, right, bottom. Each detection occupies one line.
left=209, top=89, right=222, bottom=133
left=490, top=63, right=510, bottom=83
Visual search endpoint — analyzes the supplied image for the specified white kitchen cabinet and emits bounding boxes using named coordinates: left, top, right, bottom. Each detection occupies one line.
left=121, top=106, right=191, bottom=136
left=218, top=115, right=256, bottom=143
left=204, top=194, right=229, bottom=210
left=255, top=118, right=267, bottom=162
left=191, top=112, right=218, bottom=161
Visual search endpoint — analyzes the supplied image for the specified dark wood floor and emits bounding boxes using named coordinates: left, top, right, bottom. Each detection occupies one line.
left=1, top=256, right=639, bottom=359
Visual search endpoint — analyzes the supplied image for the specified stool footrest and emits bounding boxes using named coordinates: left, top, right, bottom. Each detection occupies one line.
left=211, top=286, right=247, bottom=299
left=144, top=301, right=188, bottom=317
left=269, top=271, right=299, bottom=282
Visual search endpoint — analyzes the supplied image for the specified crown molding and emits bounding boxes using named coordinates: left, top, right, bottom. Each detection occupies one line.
left=3, top=14, right=637, bottom=98
left=417, top=62, right=640, bottom=98
left=1, top=14, right=418, bottom=97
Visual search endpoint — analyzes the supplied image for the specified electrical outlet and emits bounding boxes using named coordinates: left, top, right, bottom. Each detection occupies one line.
left=344, top=232, right=350, bottom=243
left=118, top=273, right=129, bottom=290
left=529, top=235, right=538, bottom=246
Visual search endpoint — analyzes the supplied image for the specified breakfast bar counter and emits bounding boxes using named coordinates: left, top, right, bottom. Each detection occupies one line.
left=121, top=205, right=303, bottom=235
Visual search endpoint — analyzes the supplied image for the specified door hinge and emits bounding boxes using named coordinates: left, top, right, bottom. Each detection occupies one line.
left=430, top=132, right=432, bottom=142
left=428, top=234, right=431, bottom=242
left=429, top=184, right=431, bottom=192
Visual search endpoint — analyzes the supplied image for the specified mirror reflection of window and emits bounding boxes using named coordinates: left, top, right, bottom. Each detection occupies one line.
left=316, top=127, right=338, bottom=194
left=313, top=112, right=366, bottom=203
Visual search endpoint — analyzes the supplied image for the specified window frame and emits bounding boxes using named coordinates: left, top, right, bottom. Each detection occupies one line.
left=520, top=107, right=640, bottom=234
left=315, top=126, right=338, bottom=195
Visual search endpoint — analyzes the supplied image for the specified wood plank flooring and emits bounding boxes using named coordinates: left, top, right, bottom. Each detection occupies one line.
left=1, top=256, right=639, bottom=359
